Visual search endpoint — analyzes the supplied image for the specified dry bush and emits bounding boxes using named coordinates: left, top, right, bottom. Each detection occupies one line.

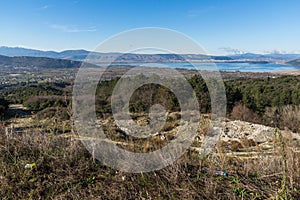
left=218, top=140, right=243, bottom=152
left=240, top=137, right=257, bottom=148
left=265, top=105, right=300, bottom=132
left=161, top=120, right=179, bottom=132
left=230, top=103, right=260, bottom=123
left=281, top=105, right=300, bottom=132
left=264, top=105, right=300, bottom=132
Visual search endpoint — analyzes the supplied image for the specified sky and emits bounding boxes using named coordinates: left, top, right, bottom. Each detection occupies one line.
left=1, top=0, right=300, bottom=55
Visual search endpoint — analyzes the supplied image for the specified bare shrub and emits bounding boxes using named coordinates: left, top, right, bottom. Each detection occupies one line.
left=264, top=105, right=300, bottom=132
left=230, top=103, right=260, bottom=123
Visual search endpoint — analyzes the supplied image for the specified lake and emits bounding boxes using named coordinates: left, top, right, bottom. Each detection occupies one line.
left=112, top=62, right=300, bottom=72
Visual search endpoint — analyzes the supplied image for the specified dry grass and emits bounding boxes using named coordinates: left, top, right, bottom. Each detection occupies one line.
left=0, top=117, right=299, bottom=199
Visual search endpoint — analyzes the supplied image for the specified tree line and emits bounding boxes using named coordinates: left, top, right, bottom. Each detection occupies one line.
left=1, top=75, right=300, bottom=131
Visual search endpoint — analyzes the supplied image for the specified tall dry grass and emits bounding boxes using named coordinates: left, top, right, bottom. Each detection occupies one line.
left=0, top=118, right=299, bottom=199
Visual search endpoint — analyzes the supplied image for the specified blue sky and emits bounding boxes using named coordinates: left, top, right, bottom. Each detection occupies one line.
left=1, top=0, right=300, bottom=55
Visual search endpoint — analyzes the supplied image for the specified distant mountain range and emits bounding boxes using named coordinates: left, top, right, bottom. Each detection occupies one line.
left=229, top=52, right=300, bottom=62
left=0, top=46, right=234, bottom=63
left=1, top=46, right=300, bottom=68
left=0, top=55, right=95, bottom=69
left=287, top=59, right=300, bottom=66
left=0, top=46, right=90, bottom=60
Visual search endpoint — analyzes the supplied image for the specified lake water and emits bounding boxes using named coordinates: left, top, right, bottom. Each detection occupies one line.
left=115, top=62, right=300, bottom=72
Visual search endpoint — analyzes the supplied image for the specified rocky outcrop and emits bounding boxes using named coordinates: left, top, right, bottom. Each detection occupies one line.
left=221, top=120, right=276, bottom=144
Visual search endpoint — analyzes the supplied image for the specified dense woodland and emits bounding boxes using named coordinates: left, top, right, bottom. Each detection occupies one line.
left=1, top=75, right=300, bottom=131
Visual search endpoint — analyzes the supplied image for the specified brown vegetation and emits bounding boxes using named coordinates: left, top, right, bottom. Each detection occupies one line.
left=230, top=103, right=260, bottom=124
left=0, top=116, right=299, bottom=199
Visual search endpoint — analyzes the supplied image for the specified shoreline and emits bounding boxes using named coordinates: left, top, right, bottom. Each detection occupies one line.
left=273, top=69, right=300, bottom=75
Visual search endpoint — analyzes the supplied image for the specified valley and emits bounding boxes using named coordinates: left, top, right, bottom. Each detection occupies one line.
left=1, top=66, right=300, bottom=199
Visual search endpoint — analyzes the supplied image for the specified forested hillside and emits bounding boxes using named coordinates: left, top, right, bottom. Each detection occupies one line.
left=2, top=75, right=300, bottom=131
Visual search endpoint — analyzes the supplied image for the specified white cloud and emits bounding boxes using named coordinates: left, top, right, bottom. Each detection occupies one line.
left=219, top=47, right=246, bottom=55
left=263, top=49, right=285, bottom=54
left=42, top=5, right=49, bottom=9
left=38, top=5, right=51, bottom=10
left=50, top=24, right=97, bottom=33
left=262, top=49, right=300, bottom=54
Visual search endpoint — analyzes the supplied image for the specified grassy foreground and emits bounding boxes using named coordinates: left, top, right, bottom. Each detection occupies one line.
left=0, top=121, right=299, bottom=200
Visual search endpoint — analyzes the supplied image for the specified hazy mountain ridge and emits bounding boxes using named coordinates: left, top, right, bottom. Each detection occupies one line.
left=229, top=52, right=300, bottom=62
left=0, top=46, right=233, bottom=62
left=287, top=58, right=300, bottom=66
left=1, top=46, right=300, bottom=65
left=0, top=55, right=93, bottom=69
